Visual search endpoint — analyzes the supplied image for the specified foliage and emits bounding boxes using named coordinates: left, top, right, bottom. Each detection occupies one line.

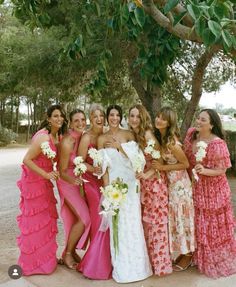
left=0, top=124, right=17, bottom=146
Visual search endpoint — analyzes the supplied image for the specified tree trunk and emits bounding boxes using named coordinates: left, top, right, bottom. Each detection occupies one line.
left=15, top=95, right=20, bottom=134
left=10, top=95, right=14, bottom=131
left=180, top=46, right=220, bottom=138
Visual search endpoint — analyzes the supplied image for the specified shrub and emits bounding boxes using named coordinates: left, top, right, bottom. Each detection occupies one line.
left=0, top=124, right=17, bottom=146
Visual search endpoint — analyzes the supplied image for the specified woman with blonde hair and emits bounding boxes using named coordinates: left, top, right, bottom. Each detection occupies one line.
left=152, top=106, right=195, bottom=271
left=77, top=103, right=112, bottom=280
left=128, top=104, right=172, bottom=276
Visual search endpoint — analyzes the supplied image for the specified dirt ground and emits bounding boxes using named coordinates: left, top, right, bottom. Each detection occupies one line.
left=0, top=146, right=236, bottom=287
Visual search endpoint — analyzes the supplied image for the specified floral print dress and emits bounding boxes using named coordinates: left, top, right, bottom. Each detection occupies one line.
left=162, top=143, right=195, bottom=255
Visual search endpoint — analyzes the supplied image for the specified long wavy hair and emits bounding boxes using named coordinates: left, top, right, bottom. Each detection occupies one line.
left=192, top=108, right=225, bottom=140
left=128, top=104, right=153, bottom=150
left=155, top=106, right=180, bottom=149
left=38, top=104, right=68, bottom=135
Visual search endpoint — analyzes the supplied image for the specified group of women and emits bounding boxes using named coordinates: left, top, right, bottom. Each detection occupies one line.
left=16, top=103, right=236, bottom=282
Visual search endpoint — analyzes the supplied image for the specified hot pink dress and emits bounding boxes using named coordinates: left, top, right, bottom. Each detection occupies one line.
left=184, top=127, right=236, bottom=278
left=77, top=144, right=112, bottom=279
left=140, top=156, right=172, bottom=276
left=56, top=130, right=90, bottom=252
left=17, top=129, right=58, bottom=275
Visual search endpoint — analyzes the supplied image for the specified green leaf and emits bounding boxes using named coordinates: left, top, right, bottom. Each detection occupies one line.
left=173, top=10, right=187, bottom=26
left=122, top=4, right=129, bottom=23
left=208, top=20, right=222, bottom=38
left=214, top=4, right=226, bottom=20
left=195, top=18, right=206, bottom=36
left=134, top=7, right=145, bottom=27
left=85, top=21, right=93, bottom=36
left=74, top=35, right=83, bottom=50
left=202, top=28, right=216, bottom=46
left=187, top=4, right=200, bottom=20
left=0, top=0, right=5, bottom=4
left=221, top=30, right=232, bottom=48
left=163, top=0, right=179, bottom=14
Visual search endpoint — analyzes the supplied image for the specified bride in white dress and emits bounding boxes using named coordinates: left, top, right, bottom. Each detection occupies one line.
left=98, top=105, right=152, bottom=283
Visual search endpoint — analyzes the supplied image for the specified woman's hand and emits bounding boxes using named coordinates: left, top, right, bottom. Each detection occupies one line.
left=73, top=178, right=82, bottom=185
left=151, top=160, right=166, bottom=171
left=104, top=136, right=121, bottom=150
left=136, top=171, right=148, bottom=180
left=194, top=163, right=205, bottom=175
left=44, top=171, right=60, bottom=181
left=94, top=165, right=102, bottom=175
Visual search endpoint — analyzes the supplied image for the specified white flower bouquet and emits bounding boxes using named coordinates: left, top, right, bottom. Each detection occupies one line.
left=192, top=141, right=208, bottom=181
left=73, top=156, right=88, bottom=196
left=41, top=141, right=57, bottom=171
left=144, top=139, right=161, bottom=181
left=100, top=177, right=128, bottom=254
left=88, top=148, right=103, bottom=178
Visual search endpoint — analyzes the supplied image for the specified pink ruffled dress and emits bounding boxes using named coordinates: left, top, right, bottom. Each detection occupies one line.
left=77, top=144, right=112, bottom=279
left=56, top=130, right=90, bottom=253
left=140, top=156, right=172, bottom=276
left=184, top=127, right=236, bottom=278
left=17, top=129, right=58, bottom=275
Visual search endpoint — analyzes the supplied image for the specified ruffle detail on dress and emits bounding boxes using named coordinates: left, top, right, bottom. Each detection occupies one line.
left=17, top=179, right=54, bottom=199
left=194, top=240, right=236, bottom=278
left=203, top=140, right=231, bottom=169
left=17, top=222, right=58, bottom=254
left=17, top=210, right=58, bottom=234
left=18, top=241, right=58, bottom=273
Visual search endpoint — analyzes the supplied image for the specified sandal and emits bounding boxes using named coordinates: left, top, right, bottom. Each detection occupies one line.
left=60, top=252, right=78, bottom=270
left=72, top=251, right=81, bottom=263
left=173, top=253, right=192, bottom=272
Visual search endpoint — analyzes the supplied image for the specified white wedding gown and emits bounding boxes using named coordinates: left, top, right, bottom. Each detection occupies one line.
left=101, top=141, right=152, bottom=283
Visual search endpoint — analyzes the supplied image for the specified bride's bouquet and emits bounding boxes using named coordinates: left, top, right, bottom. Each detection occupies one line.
left=192, top=141, right=208, bottom=181
left=88, top=148, right=103, bottom=178
left=41, top=141, right=57, bottom=171
left=73, top=156, right=88, bottom=196
left=144, top=139, right=161, bottom=181
left=100, top=178, right=128, bottom=255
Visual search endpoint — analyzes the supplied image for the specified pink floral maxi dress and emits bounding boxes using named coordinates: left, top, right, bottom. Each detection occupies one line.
left=162, top=144, right=195, bottom=255
left=140, top=156, right=173, bottom=275
left=184, top=128, right=236, bottom=278
left=17, top=130, right=58, bottom=275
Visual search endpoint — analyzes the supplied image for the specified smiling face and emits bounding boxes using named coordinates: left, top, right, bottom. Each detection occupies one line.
left=155, top=113, right=169, bottom=130
left=128, top=107, right=141, bottom=132
left=107, top=108, right=121, bottom=128
left=90, top=109, right=104, bottom=129
left=70, top=112, right=86, bottom=132
left=195, top=111, right=213, bottom=134
left=48, top=109, right=64, bottom=130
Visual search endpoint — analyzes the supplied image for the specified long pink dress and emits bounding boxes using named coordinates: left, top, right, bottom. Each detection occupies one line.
left=77, top=144, right=112, bottom=279
left=184, top=127, right=236, bottom=278
left=17, top=129, right=58, bottom=275
left=56, top=130, right=90, bottom=252
left=140, top=156, right=172, bottom=276
left=162, top=146, right=195, bottom=255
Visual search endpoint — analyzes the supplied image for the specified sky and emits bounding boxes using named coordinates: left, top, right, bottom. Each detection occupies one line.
left=200, top=82, right=236, bottom=109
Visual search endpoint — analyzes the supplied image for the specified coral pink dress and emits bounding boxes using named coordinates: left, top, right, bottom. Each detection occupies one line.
left=184, top=128, right=236, bottom=278
left=140, top=156, right=172, bottom=276
left=77, top=144, right=112, bottom=279
left=17, top=129, right=58, bottom=275
left=162, top=145, right=195, bottom=255
left=56, top=130, right=90, bottom=252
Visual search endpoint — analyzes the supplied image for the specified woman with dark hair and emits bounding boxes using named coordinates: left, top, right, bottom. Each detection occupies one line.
left=128, top=104, right=172, bottom=276
left=77, top=103, right=112, bottom=279
left=152, top=107, right=195, bottom=271
left=98, top=104, right=152, bottom=283
left=17, top=104, right=67, bottom=275
left=184, top=108, right=236, bottom=278
left=57, top=109, right=90, bottom=269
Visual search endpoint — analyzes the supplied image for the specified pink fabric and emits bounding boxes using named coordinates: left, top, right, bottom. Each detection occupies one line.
left=78, top=144, right=112, bottom=279
left=140, top=157, right=172, bottom=275
left=184, top=128, right=236, bottom=278
left=17, top=129, right=58, bottom=275
left=56, top=130, right=90, bottom=251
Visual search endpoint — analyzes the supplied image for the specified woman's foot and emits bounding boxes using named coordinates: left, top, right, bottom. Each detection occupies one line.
left=72, top=251, right=81, bottom=263
left=173, top=253, right=192, bottom=272
left=62, top=252, right=78, bottom=270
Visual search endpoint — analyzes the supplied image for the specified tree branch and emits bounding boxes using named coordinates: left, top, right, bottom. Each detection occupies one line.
left=142, top=0, right=202, bottom=43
